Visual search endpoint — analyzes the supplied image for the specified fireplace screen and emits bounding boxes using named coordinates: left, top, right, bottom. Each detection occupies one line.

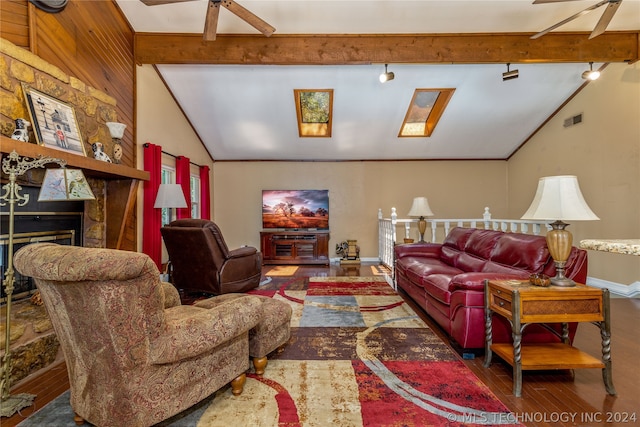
left=0, top=230, right=75, bottom=303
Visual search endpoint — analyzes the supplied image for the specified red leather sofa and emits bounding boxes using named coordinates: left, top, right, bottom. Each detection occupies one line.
left=394, top=227, right=588, bottom=350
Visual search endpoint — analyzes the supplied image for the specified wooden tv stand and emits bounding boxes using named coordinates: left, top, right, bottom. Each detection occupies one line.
left=260, top=230, right=330, bottom=265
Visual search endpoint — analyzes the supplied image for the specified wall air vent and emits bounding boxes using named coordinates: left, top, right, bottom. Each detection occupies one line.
left=563, top=113, right=583, bottom=128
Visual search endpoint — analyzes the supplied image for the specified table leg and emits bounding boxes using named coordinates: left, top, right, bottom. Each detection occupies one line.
left=561, top=322, right=569, bottom=344
left=483, top=280, right=493, bottom=367
left=512, top=292, right=522, bottom=397
left=600, top=289, right=616, bottom=395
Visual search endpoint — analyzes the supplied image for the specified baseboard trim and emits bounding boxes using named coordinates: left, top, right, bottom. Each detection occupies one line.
left=585, top=277, right=640, bottom=298
left=330, top=257, right=379, bottom=264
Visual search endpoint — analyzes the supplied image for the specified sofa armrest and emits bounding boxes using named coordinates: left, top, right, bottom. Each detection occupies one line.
left=161, top=281, right=181, bottom=309
left=450, top=272, right=530, bottom=292
left=149, top=295, right=263, bottom=364
left=394, top=243, right=442, bottom=259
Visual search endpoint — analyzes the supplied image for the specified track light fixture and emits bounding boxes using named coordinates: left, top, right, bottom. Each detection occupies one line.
left=379, top=64, right=395, bottom=83
left=502, top=63, right=519, bottom=81
left=582, top=62, right=600, bottom=81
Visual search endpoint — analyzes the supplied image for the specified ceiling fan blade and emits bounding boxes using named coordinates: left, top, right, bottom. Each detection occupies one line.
left=590, top=0, right=622, bottom=39
left=220, top=0, right=275, bottom=37
left=530, top=0, right=609, bottom=39
left=140, top=0, right=197, bottom=5
left=203, top=0, right=221, bottom=41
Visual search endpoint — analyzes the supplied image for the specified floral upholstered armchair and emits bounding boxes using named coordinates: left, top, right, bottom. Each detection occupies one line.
left=14, top=243, right=264, bottom=427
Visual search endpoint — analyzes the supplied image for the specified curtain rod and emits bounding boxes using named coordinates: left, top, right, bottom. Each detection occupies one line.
left=143, top=143, right=203, bottom=168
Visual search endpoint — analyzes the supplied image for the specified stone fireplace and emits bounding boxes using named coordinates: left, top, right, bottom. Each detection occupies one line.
left=0, top=178, right=104, bottom=386
left=1, top=185, right=84, bottom=303
left=1, top=39, right=146, bottom=386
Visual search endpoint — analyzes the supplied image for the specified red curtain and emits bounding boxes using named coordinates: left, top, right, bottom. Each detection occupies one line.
left=175, top=156, right=191, bottom=219
left=199, top=165, right=211, bottom=220
left=143, top=143, right=162, bottom=269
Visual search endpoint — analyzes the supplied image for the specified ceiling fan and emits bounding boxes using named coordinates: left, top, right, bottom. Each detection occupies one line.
left=140, top=0, right=275, bottom=41
left=531, top=0, right=622, bottom=39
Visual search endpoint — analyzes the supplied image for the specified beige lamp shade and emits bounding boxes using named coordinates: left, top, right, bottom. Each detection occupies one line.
left=154, top=184, right=187, bottom=209
left=38, top=168, right=95, bottom=201
left=521, top=175, right=598, bottom=287
left=407, top=197, right=434, bottom=218
left=521, top=175, right=599, bottom=221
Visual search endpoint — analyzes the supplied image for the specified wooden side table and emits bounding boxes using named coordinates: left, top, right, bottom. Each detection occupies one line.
left=483, top=279, right=616, bottom=397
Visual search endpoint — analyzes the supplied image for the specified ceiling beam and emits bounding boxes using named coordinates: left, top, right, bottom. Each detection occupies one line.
left=134, top=32, right=639, bottom=65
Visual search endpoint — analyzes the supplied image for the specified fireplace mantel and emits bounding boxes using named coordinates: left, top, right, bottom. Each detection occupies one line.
left=2, top=135, right=148, bottom=249
left=1, top=136, right=149, bottom=181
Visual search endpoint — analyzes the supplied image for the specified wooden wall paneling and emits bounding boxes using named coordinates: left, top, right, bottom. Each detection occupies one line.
left=29, top=0, right=135, bottom=167
left=0, top=0, right=30, bottom=48
left=20, top=0, right=139, bottom=250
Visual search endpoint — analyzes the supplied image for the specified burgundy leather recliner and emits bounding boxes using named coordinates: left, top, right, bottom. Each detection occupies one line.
left=394, top=227, right=588, bottom=350
left=161, top=219, right=262, bottom=295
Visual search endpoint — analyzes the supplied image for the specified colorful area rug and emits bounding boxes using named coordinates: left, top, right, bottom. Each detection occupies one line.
left=19, top=276, right=523, bottom=426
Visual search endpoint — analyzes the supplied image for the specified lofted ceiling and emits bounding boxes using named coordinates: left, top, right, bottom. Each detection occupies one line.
left=116, top=0, right=640, bottom=161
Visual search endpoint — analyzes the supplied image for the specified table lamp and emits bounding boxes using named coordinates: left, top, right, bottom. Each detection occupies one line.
left=408, top=197, right=434, bottom=243
left=521, top=175, right=599, bottom=287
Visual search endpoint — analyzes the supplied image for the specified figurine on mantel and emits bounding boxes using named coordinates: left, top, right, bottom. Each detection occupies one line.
left=91, top=142, right=112, bottom=163
left=10, top=118, right=31, bottom=142
left=106, top=121, right=126, bottom=164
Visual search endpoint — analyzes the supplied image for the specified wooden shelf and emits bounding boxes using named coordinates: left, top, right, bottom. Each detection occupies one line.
left=1, top=136, right=149, bottom=181
left=491, top=343, right=604, bottom=370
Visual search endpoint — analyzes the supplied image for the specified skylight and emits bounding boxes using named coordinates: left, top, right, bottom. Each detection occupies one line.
left=294, top=89, right=333, bottom=137
left=399, top=89, right=455, bottom=137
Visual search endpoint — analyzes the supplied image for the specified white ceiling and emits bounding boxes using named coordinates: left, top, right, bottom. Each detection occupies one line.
left=116, top=0, right=640, bottom=161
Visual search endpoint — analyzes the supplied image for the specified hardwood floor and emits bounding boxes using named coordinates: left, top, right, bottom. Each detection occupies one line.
left=4, top=263, right=638, bottom=426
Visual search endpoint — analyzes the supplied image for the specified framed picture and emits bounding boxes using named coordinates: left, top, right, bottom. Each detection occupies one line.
left=22, top=83, right=87, bottom=156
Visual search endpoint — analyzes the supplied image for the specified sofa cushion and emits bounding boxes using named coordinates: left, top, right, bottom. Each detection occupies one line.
left=421, top=274, right=457, bottom=305
left=443, top=227, right=476, bottom=250
left=404, top=260, right=463, bottom=286
left=456, top=252, right=488, bottom=272
left=440, top=228, right=476, bottom=265
left=488, top=233, right=550, bottom=273
left=440, top=246, right=463, bottom=267
left=395, top=256, right=429, bottom=276
left=464, top=229, right=503, bottom=260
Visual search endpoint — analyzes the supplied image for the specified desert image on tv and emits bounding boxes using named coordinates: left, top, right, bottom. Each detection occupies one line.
left=262, top=190, right=329, bottom=229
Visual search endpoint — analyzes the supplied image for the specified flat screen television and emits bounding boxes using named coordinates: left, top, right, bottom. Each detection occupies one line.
left=262, top=190, right=329, bottom=230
